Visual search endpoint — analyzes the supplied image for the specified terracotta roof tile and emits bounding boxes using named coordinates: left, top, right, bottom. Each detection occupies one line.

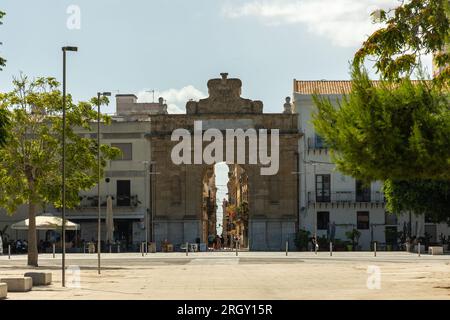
left=293, top=80, right=426, bottom=95
left=294, top=80, right=365, bottom=95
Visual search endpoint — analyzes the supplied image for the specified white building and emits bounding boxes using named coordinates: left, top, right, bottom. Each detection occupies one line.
left=0, top=95, right=167, bottom=252
left=293, top=80, right=448, bottom=250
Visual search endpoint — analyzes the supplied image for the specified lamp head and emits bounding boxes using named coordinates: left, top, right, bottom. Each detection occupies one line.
left=62, top=46, right=78, bottom=52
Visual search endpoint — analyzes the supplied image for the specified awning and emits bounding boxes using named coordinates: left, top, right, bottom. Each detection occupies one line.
left=11, top=214, right=80, bottom=231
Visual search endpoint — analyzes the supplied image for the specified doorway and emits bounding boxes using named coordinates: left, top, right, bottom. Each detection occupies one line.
left=115, top=219, right=133, bottom=251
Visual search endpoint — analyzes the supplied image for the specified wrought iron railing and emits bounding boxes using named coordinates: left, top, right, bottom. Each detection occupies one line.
left=307, top=191, right=385, bottom=204
left=78, top=195, right=141, bottom=208
left=307, top=137, right=328, bottom=150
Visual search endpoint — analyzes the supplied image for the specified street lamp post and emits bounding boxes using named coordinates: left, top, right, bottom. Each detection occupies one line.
left=61, top=46, right=78, bottom=288
left=97, top=92, right=111, bottom=275
left=149, top=162, right=157, bottom=244
left=142, top=161, right=149, bottom=254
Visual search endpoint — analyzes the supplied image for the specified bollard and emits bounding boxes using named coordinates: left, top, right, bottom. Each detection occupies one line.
left=141, top=242, right=144, bottom=257
left=285, top=241, right=288, bottom=256
left=374, top=242, right=377, bottom=257
left=109, top=245, right=112, bottom=254
left=418, top=242, right=421, bottom=257
left=315, top=242, right=318, bottom=255
left=330, top=242, right=333, bottom=256
left=83, top=243, right=86, bottom=254
left=117, top=244, right=120, bottom=253
left=235, top=241, right=238, bottom=256
left=53, top=243, right=56, bottom=258
left=8, top=244, right=11, bottom=259
left=186, top=242, right=189, bottom=256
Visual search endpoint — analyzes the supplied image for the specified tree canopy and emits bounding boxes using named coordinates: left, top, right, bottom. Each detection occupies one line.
left=0, top=107, right=8, bottom=147
left=354, top=0, right=449, bottom=85
left=0, top=10, right=7, bottom=147
left=0, top=10, right=6, bottom=70
left=384, top=179, right=450, bottom=222
left=313, top=0, right=450, bottom=222
left=313, top=68, right=450, bottom=183
left=0, top=75, right=121, bottom=266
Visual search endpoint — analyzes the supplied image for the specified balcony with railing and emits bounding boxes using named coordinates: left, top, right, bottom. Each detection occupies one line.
left=77, top=195, right=142, bottom=209
left=307, top=191, right=385, bottom=205
left=307, top=136, right=328, bottom=154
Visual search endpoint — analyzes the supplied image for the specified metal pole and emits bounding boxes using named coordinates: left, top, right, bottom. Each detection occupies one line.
left=313, top=164, right=317, bottom=242
left=8, top=244, right=10, bottom=259
left=149, top=163, right=154, bottom=244
left=186, top=242, right=188, bottom=256
left=144, top=162, right=148, bottom=255
left=53, top=243, right=56, bottom=258
left=62, top=49, right=67, bottom=287
left=374, top=242, right=377, bottom=257
left=235, top=241, right=238, bottom=256
left=418, top=242, right=421, bottom=257
left=285, top=240, right=288, bottom=256
left=97, top=92, right=101, bottom=275
left=330, top=242, right=332, bottom=256
left=60, top=46, right=77, bottom=287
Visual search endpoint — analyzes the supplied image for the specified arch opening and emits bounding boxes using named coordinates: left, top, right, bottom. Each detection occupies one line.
left=202, top=162, right=249, bottom=250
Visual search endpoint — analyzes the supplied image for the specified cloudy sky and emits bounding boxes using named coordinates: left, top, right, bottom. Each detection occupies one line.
left=0, top=0, right=427, bottom=115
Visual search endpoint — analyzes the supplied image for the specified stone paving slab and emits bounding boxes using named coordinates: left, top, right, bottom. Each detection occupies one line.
left=0, top=283, right=7, bottom=299
left=0, top=252, right=450, bottom=300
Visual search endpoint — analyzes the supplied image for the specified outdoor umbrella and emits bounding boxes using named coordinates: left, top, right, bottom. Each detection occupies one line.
left=105, top=196, right=114, bottom=243
left=11, top=214, right=80, bottom=231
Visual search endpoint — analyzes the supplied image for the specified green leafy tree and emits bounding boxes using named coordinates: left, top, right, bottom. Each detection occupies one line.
left=0, top=107, right=8, bottom=147
left=0, top=10, right=6, bottom=70
left=0, top=75, right=120, bottom=266
left=354, top=0, right=449, bottom=85
left=384, top=179, right=450, bottom=222
left=0, top=10, right=7, bottom=147
left=313, top=0, right=450, bottom=222
left=313, top=68, right=450, bottom=182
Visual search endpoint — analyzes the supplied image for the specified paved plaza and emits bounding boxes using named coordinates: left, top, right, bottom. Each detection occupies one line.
left=1, top=252, right=450, bottom=300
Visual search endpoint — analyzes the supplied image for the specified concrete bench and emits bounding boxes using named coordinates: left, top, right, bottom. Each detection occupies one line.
left=428, top=246, right=444, bottom=255
left=0, top=277, right=32, bottom=292
left=0, top=283, right=7, bottom=299
left=24, top=272, right=52, bottom=286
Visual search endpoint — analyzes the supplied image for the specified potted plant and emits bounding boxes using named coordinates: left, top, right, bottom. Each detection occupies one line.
left=345, top=229, right=361, bottom=251
left=294, top=229, right=310, bottom=251
left=333, top=239, right=345, bottom=251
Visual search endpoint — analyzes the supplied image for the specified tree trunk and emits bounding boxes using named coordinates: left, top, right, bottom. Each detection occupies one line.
left=27, top=202, right=38, bottom=267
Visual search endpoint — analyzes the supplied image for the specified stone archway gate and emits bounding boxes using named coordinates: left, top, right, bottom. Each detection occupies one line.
left=146, top=74, right=301, bottom=251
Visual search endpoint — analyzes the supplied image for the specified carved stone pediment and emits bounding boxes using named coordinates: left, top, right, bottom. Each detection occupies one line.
left=186, top=73, right=263, bottom=114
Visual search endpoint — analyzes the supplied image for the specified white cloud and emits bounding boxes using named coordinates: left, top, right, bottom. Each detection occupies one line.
left=222, top=0, right=399, bottom=47
left=137, top=85, right=206, bottom=114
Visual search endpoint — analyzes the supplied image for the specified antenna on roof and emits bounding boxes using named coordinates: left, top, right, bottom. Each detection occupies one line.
left=146, top=90, right=155, bottom=103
